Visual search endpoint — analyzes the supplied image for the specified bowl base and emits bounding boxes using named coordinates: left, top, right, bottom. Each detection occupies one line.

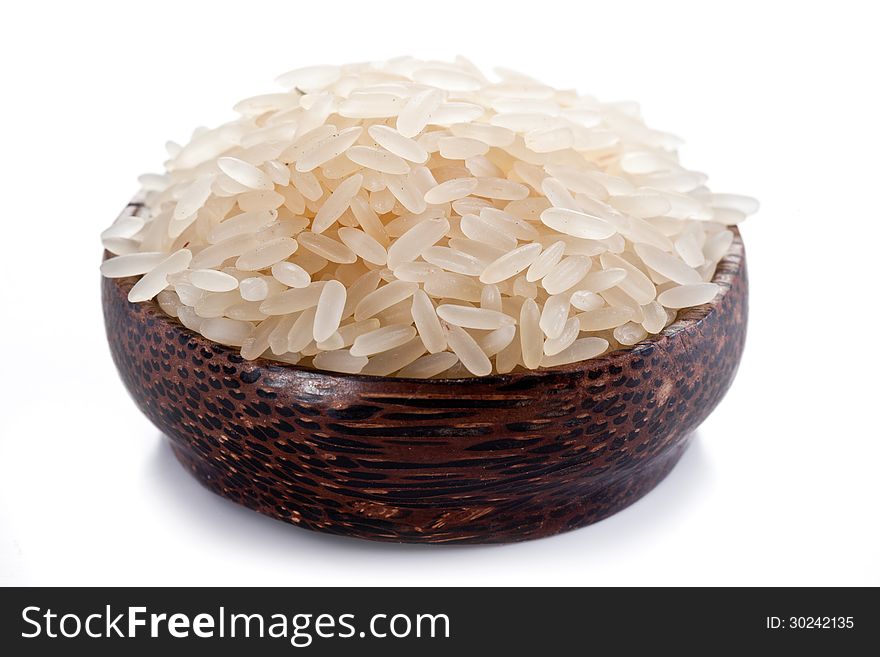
left=168, top=435, right=692, bottom=544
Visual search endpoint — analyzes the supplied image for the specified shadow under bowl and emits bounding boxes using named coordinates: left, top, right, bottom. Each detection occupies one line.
left=102, top=208, right=747, bottom=544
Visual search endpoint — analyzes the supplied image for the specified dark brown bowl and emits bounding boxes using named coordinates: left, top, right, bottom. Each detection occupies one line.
left=102, top=202, right=747, bottom=543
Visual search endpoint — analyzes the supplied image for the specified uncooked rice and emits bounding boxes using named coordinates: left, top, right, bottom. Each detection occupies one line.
left=101, top=57, right=756, bottom=377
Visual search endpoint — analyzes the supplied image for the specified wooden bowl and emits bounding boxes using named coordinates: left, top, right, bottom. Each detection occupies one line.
left=102, top=201, right=747, bottom=543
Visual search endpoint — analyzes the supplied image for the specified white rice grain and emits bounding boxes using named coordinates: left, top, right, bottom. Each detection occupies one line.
left=350, top=324, right=417, bottom=357
left=386, top=215, right=450, bottom=269
left=260, top=282, right=325, bottom=315
left=541, top=337, right=608, bottom=367
left=295, top=127, right=363, bottom=173
left=526, top=240, right=565, bottom=282
left=437, top=304, right=514, bottom=330
left=570, top=290, right=605, bottom=312
left=577, top=306, right=634, bottom=331
left=540, top=207, right=616, bottom=240
left=397, top=352, right=459, bottom=378
left=641, top=300, right=668, bottom=334
left=207, top=210, right=277, bottom=244
left=297, top=232, right=357, bottom=264
left=312, top=173, right=363, bottom=234
left=480, top=243, right=543, bottom=284
left=424, top=273, right=483, bottom=302
left=656, top=283, right=720, bottom=308
left=421, top=246, right=483, bottom=276
left=439, top=137, right=489, bottom=159
left=579, top=268, right=628, bottom=293
left=271, top=261, right=311, bottom=288
left=313, top=280, right=347, bottom=342
left=368, top=124, right=429, bottom=163
left=396, top=88, right=445, bottom=138
left=360, top=337, right=427, bottom=376
left=634, top=243, right=702, bottom=285
left=312, top=350, right=368, bottom=374
left=354, top=280, right=419, bottom=321
left=614, top=322, right=648, bottom=346
left=600, top=253, right=656, bottom=305
left=472, top=177, right=529, bottom=201
left=173, top=175, right=216, bottom=222
left=460, top=214, right=518, bottom=251
left=286, top=310, right=316, bottom=354
left=346, top=146, right=409, bottom=175
left=200, top=317, right=254, bottom=347
left=411, top=290, right=446, bottom=353
left=539, top=294, right=571, bottom=339
left=128, top=249, right=192, bottom=303
left=541, top=255, right=591, bottom=295
left=190, top=269, right=240, bottom=292
left=477, top=324, right=517, bottom=357
left=337, top=227, right=387, bottom=266
left=543, top=317, right=580, bottom=356
left=236, top=237, right=299, bottom=271
left=519, top=298, right=544, bottom=369
left=239, top=276, right=270, bottom=301
left=423, top=177, right=478, bottom=205
left=101, top=252, right=167, bottom=278
left=443, top=323, right=491, bottom=376
left=217, top=157, right=274, bottom=191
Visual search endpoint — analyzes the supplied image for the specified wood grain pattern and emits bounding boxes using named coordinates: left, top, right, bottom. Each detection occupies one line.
left=102, top=203, right=747, bottom=543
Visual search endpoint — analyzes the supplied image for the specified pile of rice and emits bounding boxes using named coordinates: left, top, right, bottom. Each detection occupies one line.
left=101, top=57, right=756, bottom=378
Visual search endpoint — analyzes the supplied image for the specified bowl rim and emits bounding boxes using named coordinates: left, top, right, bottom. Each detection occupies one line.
left=104, top=202, right=744, bottom=385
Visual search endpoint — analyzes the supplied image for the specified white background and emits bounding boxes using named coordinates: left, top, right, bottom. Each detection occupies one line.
left=1, top=0, right=878, bottom=586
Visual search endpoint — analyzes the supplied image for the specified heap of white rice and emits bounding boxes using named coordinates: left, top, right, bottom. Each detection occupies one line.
left=101, top=57, right=756, bottom=378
